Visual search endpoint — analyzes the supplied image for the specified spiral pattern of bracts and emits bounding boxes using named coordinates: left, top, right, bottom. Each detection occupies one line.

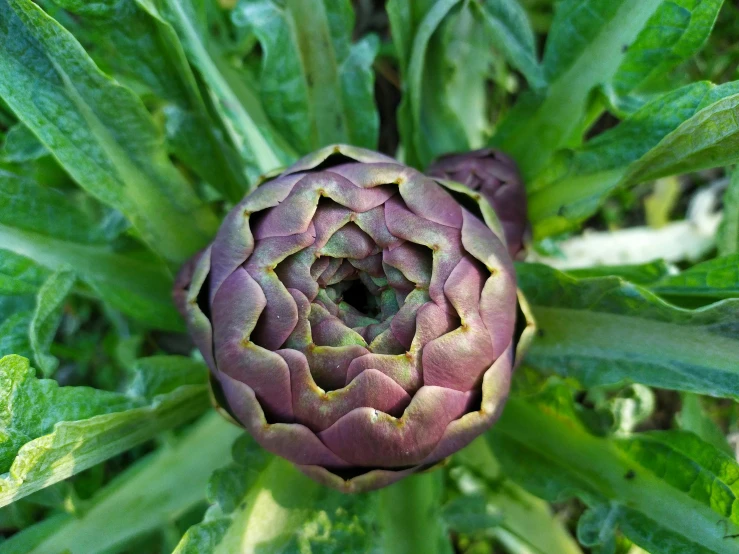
left=175, top=144, right=535, bottom=492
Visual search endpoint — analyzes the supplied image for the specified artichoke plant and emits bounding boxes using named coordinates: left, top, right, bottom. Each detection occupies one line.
left=4, top=0, right=739, bottom=552
left=175, top=144, right=535, bottom=492
left=428, top=148, right=529, bottom=258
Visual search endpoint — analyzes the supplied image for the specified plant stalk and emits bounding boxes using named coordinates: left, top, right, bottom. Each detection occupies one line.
left=378, top=470, right=453, bottom=554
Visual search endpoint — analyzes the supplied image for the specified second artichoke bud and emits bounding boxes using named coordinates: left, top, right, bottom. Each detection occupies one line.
left=428, top=148, right=529, bottom=258
left=175, top=144, right=534, bottom=492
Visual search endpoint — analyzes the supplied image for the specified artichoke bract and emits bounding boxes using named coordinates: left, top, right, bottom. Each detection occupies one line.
left=175, top=144, right=534, bottom=492
left=428, top=148, right=529, bottom=258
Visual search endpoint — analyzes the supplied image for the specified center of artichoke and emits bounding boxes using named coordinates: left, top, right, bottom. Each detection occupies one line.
left=175, top=145, right=523, bottom=493
left=339, top=280, right=380, bottom=319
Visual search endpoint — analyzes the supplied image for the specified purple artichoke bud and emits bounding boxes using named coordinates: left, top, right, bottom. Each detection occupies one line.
left=427, top=148, right=529, bottom=258
left=175, top=145, right=535, bottom=493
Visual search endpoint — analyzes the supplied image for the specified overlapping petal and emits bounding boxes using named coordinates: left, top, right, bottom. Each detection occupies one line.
left=175, top=144, right=533, bottom=493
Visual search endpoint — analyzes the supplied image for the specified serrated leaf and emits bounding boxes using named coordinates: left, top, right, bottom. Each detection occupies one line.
left=0, top=0, right=217, bottom=263
left=29, top=269, right=75, bottom=377
left=518, top=263, right=739, bottom=398
left=489, top=384, right=739, bottom=553
left=0, top=355, right=211, bottom=507
left=0, top=171, right=182, bottom=330
left=0, top=412, right=240, bottom=554
left=175, top=520, right=231, bottom=554
left=0, top=355, right=142, bottom=474
left=231, top=0, right=379, bottom=155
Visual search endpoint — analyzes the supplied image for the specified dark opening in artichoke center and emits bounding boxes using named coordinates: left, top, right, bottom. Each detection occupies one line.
left=337, top=279, right=380, bottom=320
left=174, top=145, right=532, bottom=493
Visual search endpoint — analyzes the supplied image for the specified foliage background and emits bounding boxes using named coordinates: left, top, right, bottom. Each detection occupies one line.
left=1, top=0, right=739, bottom=553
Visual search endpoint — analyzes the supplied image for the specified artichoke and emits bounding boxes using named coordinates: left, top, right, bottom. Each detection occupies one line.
left=175, top=144, right=534, bottom=492
left=428, top=148, right=529, bottom=258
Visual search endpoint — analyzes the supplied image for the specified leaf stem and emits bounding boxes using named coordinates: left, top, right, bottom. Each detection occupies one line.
left=378, top=471, right=453, bottom=554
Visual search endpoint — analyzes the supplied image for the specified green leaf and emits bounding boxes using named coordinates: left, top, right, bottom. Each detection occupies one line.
left=576, top=504, right=618, bottom=552
left=0, top=250, right=50, bottom=297
left=490, top=383, right=739, bottom=553
left=611, top=0, right=724, bottom=98
left=518, top=263, right=739, bottom=399
left=0, top=354, right=141, bottom=474
left=0, top=123, right=46, bottom=163
left=676, top=393, right=732, bottom=455
left=439, top=7, right=497, bottom=149
left=0, top=171, right=182, bottom=330
left=453, top=438, right=583, bottom=554
left=163, top=104, right=248, bottom=203
left=0, top=412, right=241, bottom=554
left=175, top=520, right=230, bottom=554
left=477, top=0, right=544, bottom=89
left=136, top=2, right=253, bottom=202
left=565, top=260, right=673, bottom=286
left=47, top=0, right=191, bottom=100
left=0, top=96, right=15, bottom=129
left=0, top=312, right=34, bottom=362
left=718, top=167, right=739, bottom=256
left=379, top=473, right=454, bottom=554
left=158, top=0, right=296, bottom=181
left=127, top=355, right=208, bottom=399
left=397, top=0, right=535, bottom=156
left=625, top=92, right=739, bottom=185
left=231, top=0, right=379, bottom=155
left=392, top=0, right=469, bottom=167
left=441, top=494, right=503, bottom=534
left=29, top=269, right=75, bottom=377
left=0, top=252, right=45, bottom=364
left=175, top=434, right=381, bottom=554
left=385, top=0, right=436, bottom=74
left=0, top=170, right=115, bottom=246
left=0, top=354, right=210, bottom=507
left=651, top=253, right=739, bottom=300
left=47, top=0, right=250, bottom=202
left=0, top=0, right=217, bottom=263
left=527, top=80, right=739, bottom=236
left=493, top=0, right=663, bottom=180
